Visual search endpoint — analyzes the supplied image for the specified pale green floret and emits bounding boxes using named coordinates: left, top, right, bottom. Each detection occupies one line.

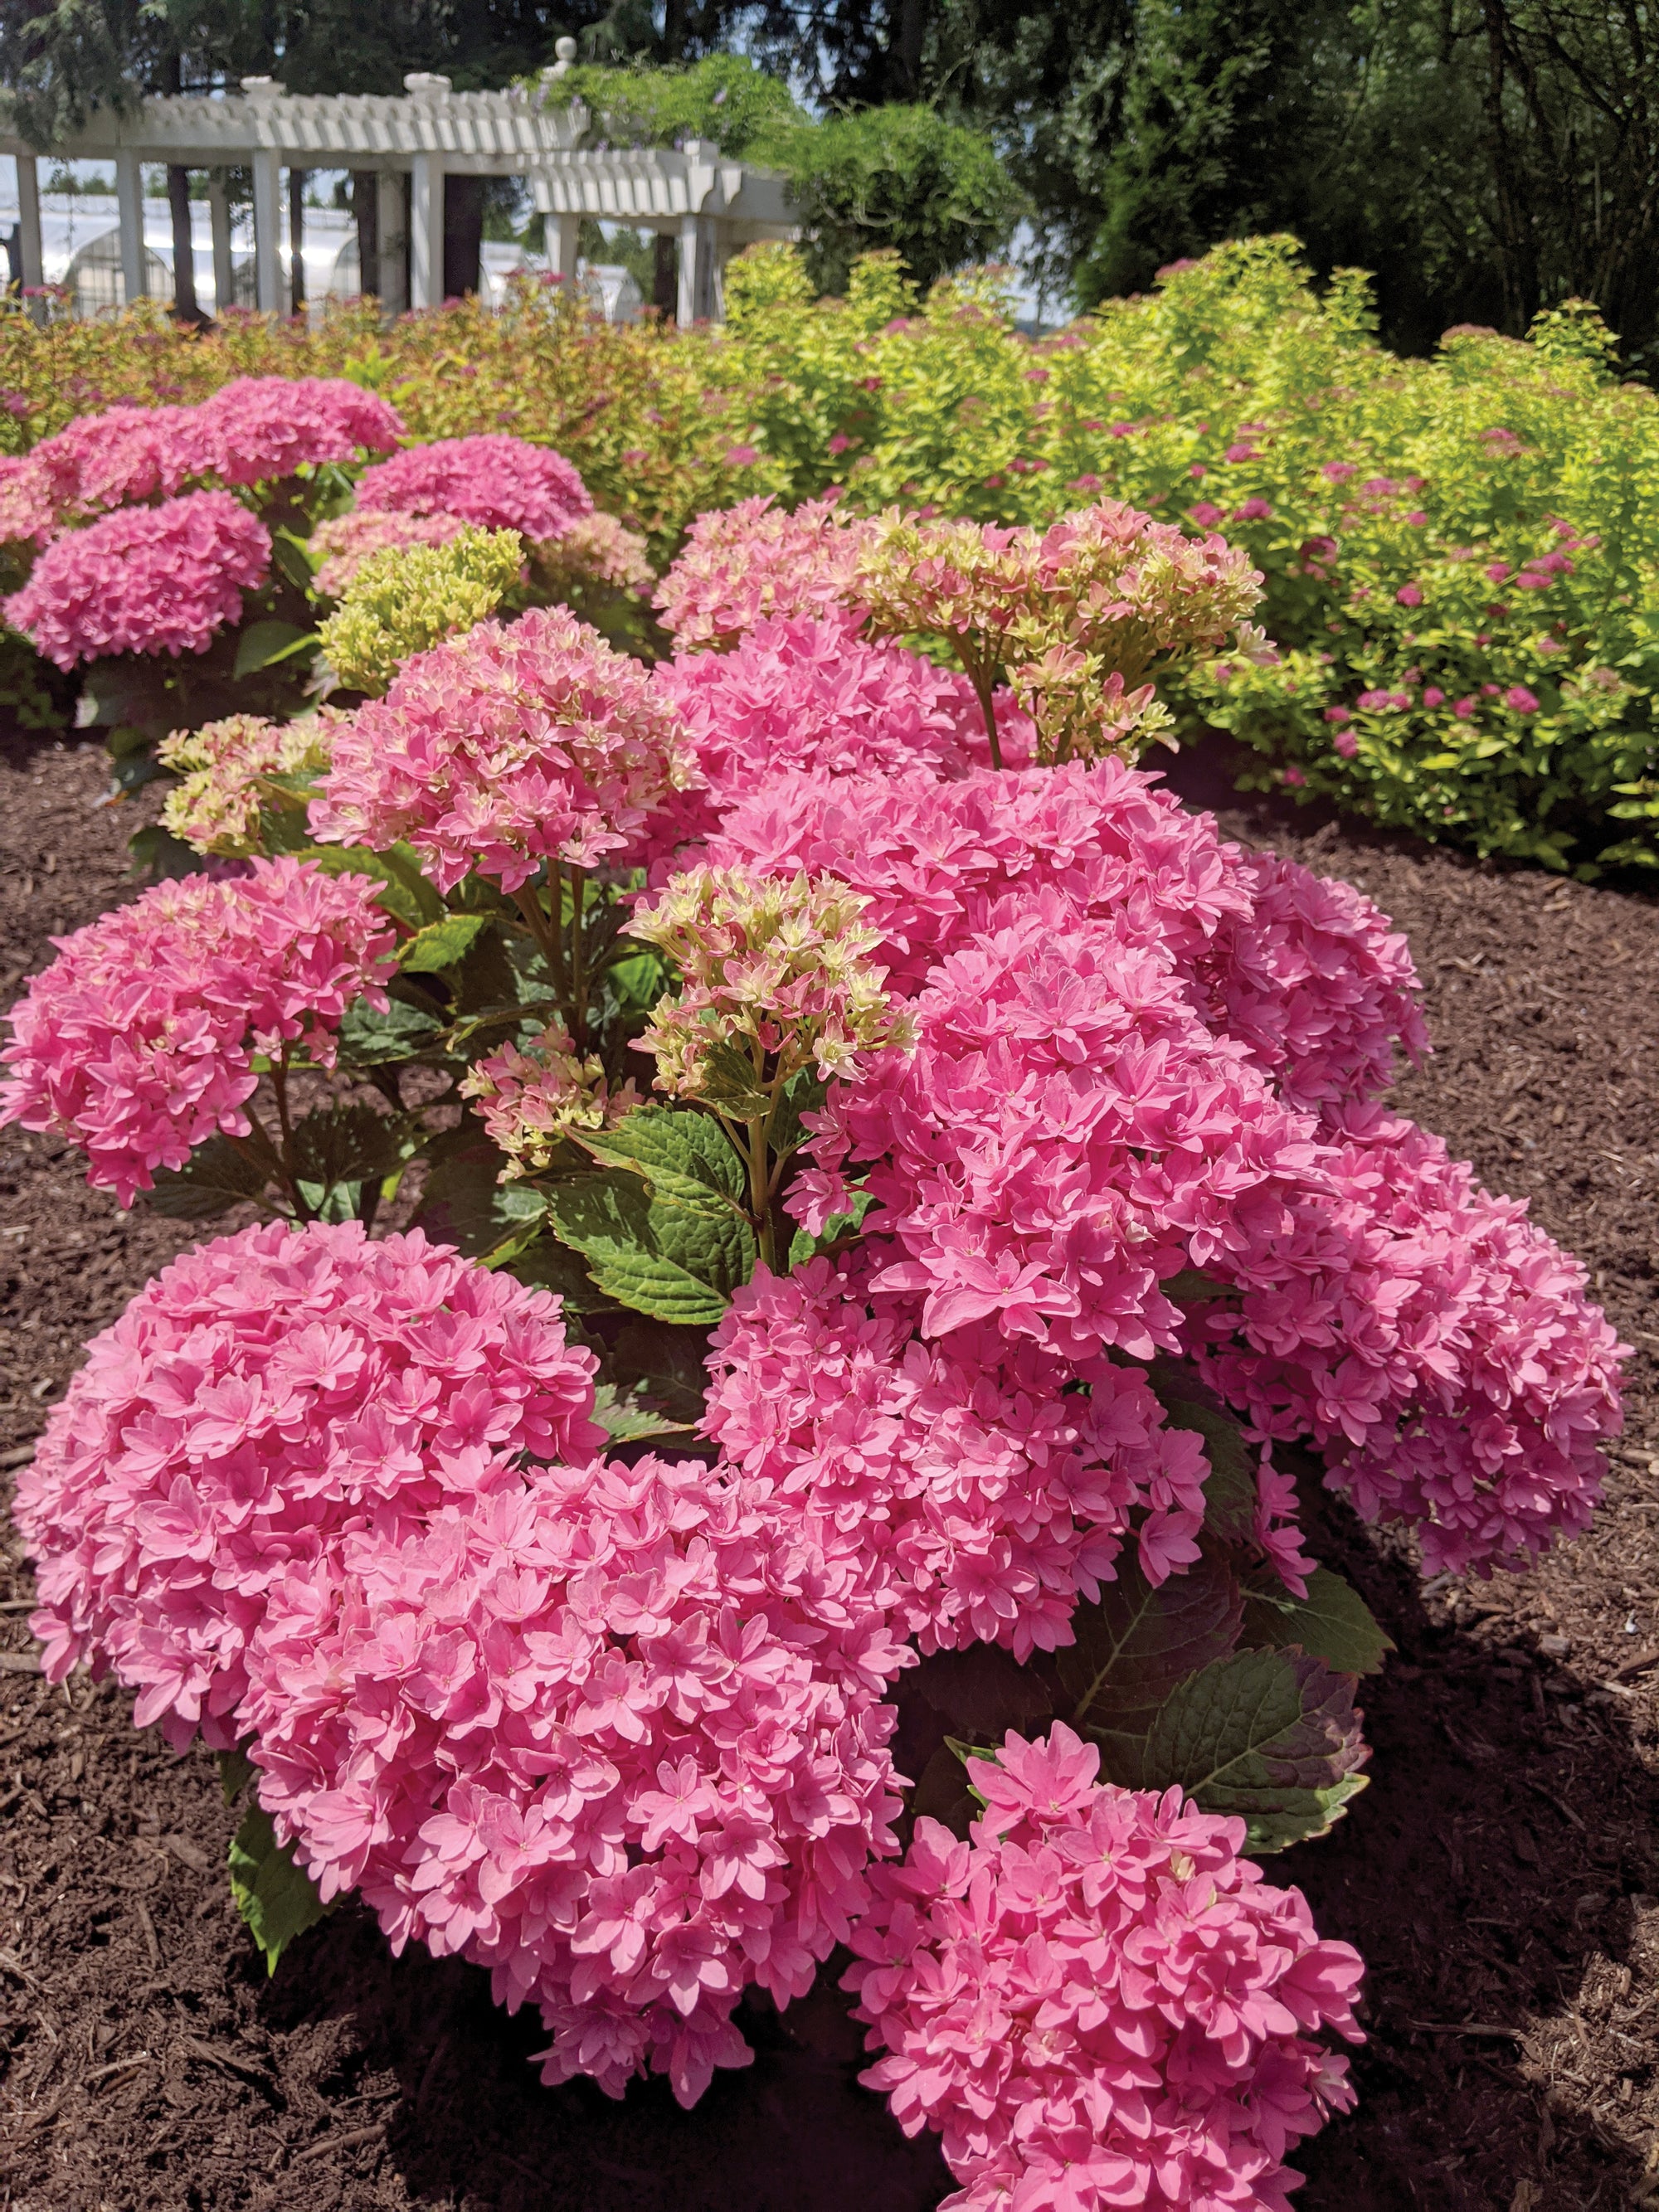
left=318, top=526, right=525, bottom=696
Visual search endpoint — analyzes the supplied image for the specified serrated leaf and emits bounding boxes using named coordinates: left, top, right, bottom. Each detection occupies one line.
left=228, top=1799, right=335, bottom=1976
left=145, top=1134, right=273, bottom=1219
left=1138, top=1646, right=1370, bottom=1852
left=398, top=911, right=492, bottom=973
left=234, top=620, right=315, bottom=679
left=609, top=1318, right=713, bottom=1427
left=1240, top=1565, right=1394, bottom=1675
left=334, top=994, right=445, bottom=1067
left=769, top=1064, right=828, bottom=1159
left=692, top=1037, right=772, bottom=1118
left=1059, top=1547, right=1243, bottom=1748
left=591, top=1382, right=695, bottom=1443
left=287, top=1104, right=406, bottom=1193
left=217, top=1744, right=256, bottom=1806
left=575, top=1106, right=747, bottom=1212
left=909, top=1643, right=1055, bottom=1738
left=413, top=1133, right=526, bottom=1260
left=787, top=1187, right=875, bottom=1269
left=544, top=1167, right=755, bottom=1325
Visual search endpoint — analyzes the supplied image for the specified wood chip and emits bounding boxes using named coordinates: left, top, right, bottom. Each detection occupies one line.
left=86, top=2051, right=150, bottom=2087
left=0, top=1650, right=42, bottom=1675
left=162, top=1833, right=210, bottom=1874
left=1609, top=1645, right=1659, bottom=1681
left=292, top=2120, right=386, bottom=2164
left=1410, top=2019, right=1526, bottom=2039
left=179, top=2034, right=271, bottom=2083
left=0, top=1445, right=37, bottom=1471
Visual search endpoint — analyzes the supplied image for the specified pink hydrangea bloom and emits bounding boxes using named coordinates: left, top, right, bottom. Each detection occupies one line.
left=0, top=452, right=60, bottom=546
left=1190, top=1101, right=1627, bottom=1575
left=354, top=435, right=592, bottom=542
left=309, top=507, right=469, bottom=596
left=844, top=1725, right=1364, bottom=2212
left=3, top=490, right=271, bottom=668
left=461, top=1019, right=640, bottom=1177
left=704, top=1251, right=1211, bottom=1657
left=185, top=377, right=403, bottom=487
left=309, top=605, right=698, bottom=892
left=27, top=402, right=197, bottom=519
left=654, top=493, right=871, bottom=648
left=645, top=616, right=1029, bottom=862
left=241, top=1450, right=907, bottom=2107
left=0, top=857, right=394, bottom=1203
left=13, top=1219, right=602, bottom=1751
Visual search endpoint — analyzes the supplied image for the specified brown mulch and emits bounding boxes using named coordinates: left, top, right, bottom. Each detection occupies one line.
left=3, top=724, right=1659, bottom=2210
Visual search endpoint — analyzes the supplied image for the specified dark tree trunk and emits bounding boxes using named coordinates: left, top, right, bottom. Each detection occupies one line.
left=653, top=231, right=677, bottom=318
left=289, top=167, right=306, bottom=309
left=167, top=166, right=201, bottom=321
left=888, top=0, right=928, bottom=100
left=443, top=173, right=485, bottom=300
left=352, top=171, right=378, bottom=299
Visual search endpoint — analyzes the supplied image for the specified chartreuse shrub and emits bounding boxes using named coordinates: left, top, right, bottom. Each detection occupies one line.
left=711, top=236, right=1659, bottom=872
left=0, top=483, right=1627, bottom=2205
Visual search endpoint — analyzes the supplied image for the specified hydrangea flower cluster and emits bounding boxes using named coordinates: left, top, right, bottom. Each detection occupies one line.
left=536, top=510, right=655, bottom=594
left=646, top=615, right=1026, bottom=860
left=0, top=857, right=394, bottom=1203
left=241, top=1448, right=907, bottom=2108
left=354, top=434, right=593, bottom=542
left=1192, top=1101, right=1627, bottom=1574
left=310, top=508, right=469, bottom=597
left=844, top=1725, right=1364, bottom=2212
left=185, top=377, right=404, bottom=487
left=27, top=401, right=199, bottom=519
left=318, top=526, right=525, bottom=697
left=654, top=493, right=871, bottom=647
left=3, top=490, right=272, bottom=668
left=158, top=710, right=338, bottom=857
left=309, top=605, right=698, bottom=893
left=14, top=1219, right=602, bottom=1750
left=706, top=1252, right=1211, bottom=1657
left=0, top=453, right=54, bottom=549
left=630, top=865, right=913, bottom=1097
left=461, top=1019, right=640, bottom=1177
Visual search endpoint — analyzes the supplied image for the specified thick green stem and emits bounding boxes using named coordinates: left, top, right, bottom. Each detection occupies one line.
left=569, top=868, right=588, bottom=1053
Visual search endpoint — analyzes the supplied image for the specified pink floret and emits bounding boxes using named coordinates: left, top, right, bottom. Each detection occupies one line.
left=654, top=493, right=870, bottom=647
left=353, top=434, right=592, bottom=541
left=12, top=1218, right=602, bottom=1751
left=27, top=402, right=198, bottom=520
left=3, top=490, right=270, bottom=667
left=186, top=376, right=404, bottom=486
left=0, top=856, right=395, bottom=1203
left=844, top=1723, right=1364, bottom=2212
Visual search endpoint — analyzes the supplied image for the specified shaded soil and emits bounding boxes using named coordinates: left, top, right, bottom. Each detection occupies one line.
left=4, top=725, right=1659, bottom=2210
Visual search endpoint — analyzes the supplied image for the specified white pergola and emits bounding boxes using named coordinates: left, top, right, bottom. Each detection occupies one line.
left=0, top=51, right=795, bottom=322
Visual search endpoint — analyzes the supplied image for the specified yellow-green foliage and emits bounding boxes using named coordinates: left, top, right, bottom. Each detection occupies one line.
left=319, top=526, right=525, bottom=696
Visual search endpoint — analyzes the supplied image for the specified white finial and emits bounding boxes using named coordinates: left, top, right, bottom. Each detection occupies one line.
left=240, top=75, right=285, bottom=96
left=403, top=71, right=452, bottom=95
left=544, top=35, right=578, bottom=79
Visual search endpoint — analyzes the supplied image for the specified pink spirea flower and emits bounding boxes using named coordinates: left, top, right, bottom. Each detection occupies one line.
left=186, top=377, right=403, bottom=486
left=643, top=616, right=1029, bottom=862
left=3, top=490, right=271, bottom=668
left=0, top=857, right=394, bottom=1203
left=711, top=761, right=1428, bottom=1110
left=309, top=507, right=469, bottom=596
left=1506, top=684, right=1540, bottom=713
left=1189, top=1101, right=1627, bottom=1575
left=704, top=1250, right=1211, bottom=1658
left=844, top=1725, right=1364, bottom=2212
left=654, top=493, right=870, bottom=648
left=354, top=434, right=593, bottom=542
left=13, top=1219, right=602, bottom=1752
left=308, top=605, right=698, bottom=893
left=241, top=1450, right=906, bottom=2108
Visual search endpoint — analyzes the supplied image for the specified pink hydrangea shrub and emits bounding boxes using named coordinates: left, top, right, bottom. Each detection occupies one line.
left=705, top=1250, right=1211, bottom=1656
left=13, top=1219, right=602, bottom=1752
left=0, top=856, right=395, bottom=1203
left=353, top=435, right=593, bottom=542
left=1190, top=1101, right=1627, bottom=1575
left=844, top=1724, right=1364, bottom=2212
left=309, top=508, right=469, bottom=596
left=241, top=1450, right=907, bottom=2107
left=654, top=493, right=870, bottom=647
left=644, top=616, right=1028, bottom=861
left=309, top=605, right=698, bottom=893
left=3, top=490, right=271, bottom=667
left=185, top=377, right=403, bottom=486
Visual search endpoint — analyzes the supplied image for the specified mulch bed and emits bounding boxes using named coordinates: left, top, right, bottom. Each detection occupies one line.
left=2, top=723, right=1658, bottom=2210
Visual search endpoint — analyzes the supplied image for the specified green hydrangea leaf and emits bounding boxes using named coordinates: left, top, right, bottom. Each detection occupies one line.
left=1136, top=1646, right=1370, bottom=1852
left=233, top=620, right=316, bottom=680
left=1146, top=1370, right=1259, bottom=1546
left=1240, top=1564, right=1394, bottom=1675
left=334, top=993, right=445, bottom=1067
left=228, top=1799, right=335, bottom=1976
left=145, top=1133, right=274, bottom=1219
left=397, top=911, right=493, bottom=974
left=1058, top=1547, right=1243, bottom=1757
left=574, top=1105, right=747, bottom=1210
left=544, top=1166, right=755, bottom=1324
left=287, top=1104, right=408, bottom=1198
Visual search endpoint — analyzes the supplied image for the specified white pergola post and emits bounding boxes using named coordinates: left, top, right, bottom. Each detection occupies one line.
left=251, top=148, right=283, bottom=312
left=543, top=211, right=580, bottom=282
left=114, top=149, right=145, bottom=307
left=376, top=169, right=407, bottom=314
left=13, top=153, right=43, bottom=319
left=678, top=214, right=718, bottom=324
left=207, top=169, right=234, bottom=313
left=409, top=153, right=438, bottom=309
